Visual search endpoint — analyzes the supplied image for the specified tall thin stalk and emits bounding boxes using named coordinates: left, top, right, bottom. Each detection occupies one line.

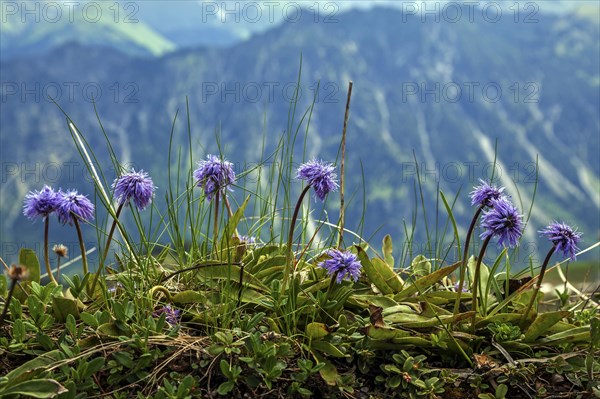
left=338, top=81, right=353, bottom=248
left=283, top=185, right=312, bottom=292
left=0, top=265, right=27, bottom=327
left=89, top=203, right=124, bottom=296
left=520, top=246, right=555, bottom=328
left=44, top=218, right=58, bottom=285
left=453, top=205, right=484, bottom=314
left=213, top=191, right=220, bottom=248
left=72, top=215, right=88, bottom=275
left=471, top=235, right=492, bottom=331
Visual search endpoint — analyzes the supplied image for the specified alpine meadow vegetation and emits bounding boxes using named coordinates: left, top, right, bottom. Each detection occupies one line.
left=1, top=79, right=599, bottom=399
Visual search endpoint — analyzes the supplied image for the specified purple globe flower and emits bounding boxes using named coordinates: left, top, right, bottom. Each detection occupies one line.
left=540, top=222, right=582, bottom=261
left=470, top=179, right=505, bottom=207
left=318, top=249, right=362, bottom=283
left=153, top=305, right=181, bottom=325
left=193, top=155, right=236, bottom=201
left=56, top=190, right=95, bottom=225
left=454, top=281, right=470, bottom=293
left=112, top=169, right=156, bottom=210
left=239, top=235, right=256, bottom=245
left=23, top=185, right=60, bottom=220
left=480, top=197, right=523, bottom=248
left=297, top=160, right=339, bottom=201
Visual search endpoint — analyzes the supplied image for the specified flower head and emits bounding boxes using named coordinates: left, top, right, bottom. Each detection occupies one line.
left=297, top=160, right=339, bottom=201
left=193, top=155, right=236, bottom=201
left=112, top=169, right=156, bottom=210
left=153, top=305, right=181, bottom=325
left=480, top=197, right=523, bottom=248
left=318, top=249, right=362, bottom=283
left=107, top=282, right=123, bottom=294
left=53, top=244, right=68, bottom=258
left=56, top=190, right=95, bottom=225
left=454, top=281, right=469, bottom=293
left=540, top=222, right=582, bottom=261
left=8, top=264, right=28, bottom=281
left=239, top=235, right=256, bottom=245
left=23, top=185, right=60, bottom=220
left=470, top=179, right=505, bottom=207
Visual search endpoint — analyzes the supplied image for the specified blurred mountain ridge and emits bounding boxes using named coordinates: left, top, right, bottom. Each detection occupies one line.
left=1, top=4, right=599, bottom=267
left=1, top=0, right=598, bottom=60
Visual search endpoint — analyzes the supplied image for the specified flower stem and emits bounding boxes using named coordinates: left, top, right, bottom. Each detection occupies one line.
left=224, top=195, right=234, bottom=218
left=237, top=263, right=245, bottom=308
left=337, top=81, right=353, bottom=248
left=149, top=285, right=173, bottom=301
left=72, top=214, right=88, bottom=275
left=224, top=195, right=239, bottom=237
left=454, top=205, right=484, bottom=315
left=0, top=278, right=17, bottom=327
left=56, top=254, right=62, bottom=281
left=44, top=217, right=58, bottom=285
left=213, top=191, right=220, bottom=252
left=283, top=184, right=312, bottom=292
left=470, top=235, right=492, bottom=332
left=324, top=271, right=339, bottom=304
left=89, top=203, right=124, bottom=296
left=520, top=246, right=556, bottom=328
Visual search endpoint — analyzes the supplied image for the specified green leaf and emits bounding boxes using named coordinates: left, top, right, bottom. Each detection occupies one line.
left=81, top=357, right=105, bottom=380
left=402, top=291, right=472, bottom=305
left=172, top=290, right=205, bottom=305
left=112, top=352, right=134, bottom=369
left=11, top=319, right=25, bottom=342
left=413, top=379, right=427, bottom=389
left=312, top=353, right=338, bottom=386
left=590, top=317, right=600, bottom=349
left=440, top=191, right=462, bottom=261
left=394, top=261, right=461, bottom=301
left=217, top=381, right=234, bottom=395
left=386, top=312, right=475, bottom=328
left=219, top=359, right=233, bottom=379
left=538, top=326, right=590, bottom=345
left=12, top=248, right=42, bottom=303
left=475, top=313, right=523, bottom=328
left=495, top=383, right=508, bottom=399
left=242, top=245, right=282, bottom=270
left=51, top=296, right=80, bottom=323
left=355, top=246, right=401, bottom=295
left=308, top=341, right=346, bottom=358
left=5, top=349, right=64, bottom=386
left=0, top=275, right=7, bottom=297
left=195, top=264, right=267, bottom=292
left=382, top=304, right=420, bottom=316
left=250, top=255, right=286, bottom=276
left=419, top=302, right=452, bottom=317
left=546, top=320, right=577, bottom=334
left=19, top=248, right=41, bottom=283
left=391, top=337, right=433, bottom=347
left=363, top=325, right=411, bottom=340
left=348, top=295, right=406, bottom=310
left=382, top=234, right=395, bottom=269
left=411, top=255, right=431, bottom=278
left=523, top=311, right=570, bottom=342
left=254, top=265, right=285, bottom=282
left=0, top=379, right=67, bottom=398
left=219, top=195, right=251, bottom=254
left=372, top=258, right=403, bottom=292
left=305, top=322, right=330, bottom=339
left=467, top=255, right=489, bottom=302
left=97, top=322, right=130, bottom=338
left=80, top=312, right=99, bottom=328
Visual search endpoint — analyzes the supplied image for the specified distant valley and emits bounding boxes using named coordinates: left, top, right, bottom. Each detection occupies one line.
left=1, top=4, right=599, bottom=269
